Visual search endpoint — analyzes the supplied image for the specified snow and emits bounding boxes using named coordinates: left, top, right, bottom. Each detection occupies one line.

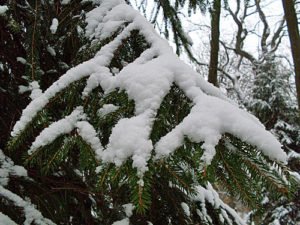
left=50, top=18, right=59, bottom=34
left=0, top=186, right=56, bottom=225
left=28, top=108, right=103, bottom=159
left=85, top=0, right=123, bottom=39
left=289, top=171, right=300, bottom=183
left=122, top=203, right=135, bottom=217
left=0, top=150, right=55, bottom=225
left=270, top=219, right=280, bottom=225
left=61, top=0, right=71, bottom=4
left=0, top=150, right=27, bottom=186
left=0, top=5, right=8, bottom=15
left=0, top=212, right=17, bottom=225
left=28, top=107, right=86, bottom=155
left=155, top=95, right=286, bottom=165
left=29, top=81, right=43, bottom=100
left=17, top=57, right=27, bottom=64
left=81, top=0, right=102, bottom=4
left=288, top=150, right=300, bottom=160
left=112, top=218, right=129, bottom=225
left=261, top=196, right=269, bottom=204
left=102, top=111, right=153, bottom=173
left=12, top=0, right=287, bottom=175
left=269, top=205, right=291, bottom=225
left=181, top=202, right=191, bottom=217
left=47, top=46, right=56, bottom=56
left=98, top=104, right=119, bottom=117
left=111, top=204, right=133, bottom=225
left=193, top=183, right=246, bottom=225
left=19, top=85, right=30, bottom=94
left=76, top=121, right=103, bottom=160
left=11, top=62, right=96, bottom=137
left=18, top=82, right=42, bottom=99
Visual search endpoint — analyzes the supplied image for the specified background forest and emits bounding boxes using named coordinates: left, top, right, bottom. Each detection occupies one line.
left=0, top=0, right=299, bottom=224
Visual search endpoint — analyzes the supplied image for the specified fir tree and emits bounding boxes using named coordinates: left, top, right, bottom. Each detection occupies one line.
left=0, top=0, right=296, bottom=224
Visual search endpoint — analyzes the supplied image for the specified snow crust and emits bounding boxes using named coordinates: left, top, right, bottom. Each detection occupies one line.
left=50, top=18, right=59, bottom=34
left=12, top=0, right=287, bottom=175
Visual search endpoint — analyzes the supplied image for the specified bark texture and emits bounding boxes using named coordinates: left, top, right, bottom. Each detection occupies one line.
left=208, top=0, right=221, bottom=87
left=282, top=0, right=300, bottom=110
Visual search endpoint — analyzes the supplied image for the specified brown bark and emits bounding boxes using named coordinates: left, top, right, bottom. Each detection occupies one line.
left=282, top=0, right=300, bottom=110
left=208, top=0, right=221, bottom=87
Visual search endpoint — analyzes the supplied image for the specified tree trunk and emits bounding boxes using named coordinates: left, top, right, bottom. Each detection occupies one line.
left=208, top=0, right=221, bottom=87
left=282, top=0, right=300, bottom=110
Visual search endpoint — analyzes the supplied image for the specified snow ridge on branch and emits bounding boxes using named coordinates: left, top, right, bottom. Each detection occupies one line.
left=11, top=0, right=286, bottom=175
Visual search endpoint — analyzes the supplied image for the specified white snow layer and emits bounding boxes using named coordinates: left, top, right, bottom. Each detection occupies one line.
left=16, top=57, right=27, bottom=64
left=28, top=107, right=85, bottom=155
left=0, top=150, right=56, bottom=225
left=47, top=46, right=56, bottom=56
left=193, top=183, right=246, bottom=225
left=50, top=18, right=59, bottom=34
left=111, top=203, right=133, bottom=225
left=28, top=107, right=103, bottom=160
left=12, top=0, right=287, bottom=174
left=0, top=212, right=17, bottom=225
left=61, top=0, right=71, bottom=4
left=112, top=218, right=129, bottom=225
left=98, top=104, right=119, bottom=117
left=122, top=203, right=135, bottom=217
left=0, top=5, right=8, bottom=15
left=0, top=186, right=56, bottom=225
left=0, top=150, right=27, bottom=186
left=181, top=202, right=191, bottom=217
left=77, top=121, right=103, bottom=160
left=18, top=81, right=42, bottom=99
left=29, top=81, right=43, bottom=100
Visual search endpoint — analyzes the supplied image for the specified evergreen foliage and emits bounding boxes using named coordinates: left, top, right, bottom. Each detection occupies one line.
left=0, top=0, right=297, bottom=224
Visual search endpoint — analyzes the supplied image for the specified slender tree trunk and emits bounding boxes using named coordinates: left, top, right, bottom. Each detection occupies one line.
left=282, top=0, right=300, bottom=110
left=208, top=0, right=221, bottom=87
